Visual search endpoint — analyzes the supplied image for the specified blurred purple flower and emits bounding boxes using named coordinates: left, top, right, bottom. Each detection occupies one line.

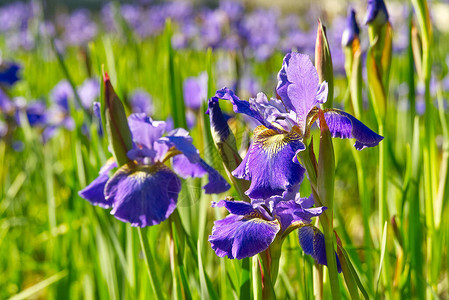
left=130, top=89, right=153, bottom=115
left=183, top=72, right=208, bottom=110
left=78, top=78, right=100, bottom=109
left=0, top=62, right=21, bottom=87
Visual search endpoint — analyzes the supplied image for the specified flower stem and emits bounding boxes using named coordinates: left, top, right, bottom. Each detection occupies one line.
left=137, top=227, right=164, bottom=300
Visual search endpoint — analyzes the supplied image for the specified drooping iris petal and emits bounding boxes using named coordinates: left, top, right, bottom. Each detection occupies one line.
left=214, top=87, right=273, bottom=129
left=105, top=162, right=181, bottom=227
left=298, top=226, right=342, bottom=272
left=172, top=154, right=207, bottom=178
left=159, top=128, right=200, bottom=163
left=276, top=52, right=326, bottom=131
left=232, top=125, right=306, bottom=199
left=209, top=213, right=280, bottom=259
left=212, top=200, right=256, bottom=216
left=199, top=160, right=231, bottom=194
left=172, top=155, right=230, bottom=194
left=321, top=109, right=384, bottom=150
left=274, top=199, right=326, bottom=232
left=79, top=159, right=117, bottom=208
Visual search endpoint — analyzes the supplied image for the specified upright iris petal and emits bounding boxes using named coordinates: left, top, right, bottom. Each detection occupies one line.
left=105, top=162, right=181, bottom=227
left=276, top=52, right=328, bottom=132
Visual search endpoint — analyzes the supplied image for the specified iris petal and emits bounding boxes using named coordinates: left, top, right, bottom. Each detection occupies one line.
left=232, top=125, right=306, bottom=199
left=276, top=52, right=325, bottom=131
left=78, top=159, right=117, bottom=208
left=105, top=162, right=181, bottom=227
left=321, top=109, right=384, bottom=150
left=172, top=155, right=230, bottom=194
left=275, top=199, right=326, bottom=232
left=214, top=87, right=273, bottom=129
left=298, top=226, right=342, bottom=272
left=209, top=214, right=280, bottom=259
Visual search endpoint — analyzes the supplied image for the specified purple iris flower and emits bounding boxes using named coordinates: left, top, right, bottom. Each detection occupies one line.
left=15, top=99, right=47, bottom=127
left=341, top=8, right=360, bottom=47
left=209, top=195, right=329, bottom=263
left=0, top=62, right=21, bottom=86
left=79, top=113, right=230, bottom=227
left=213, top=52, right=383, bottom=200
left=364, top=0, right=389, bottom=26
left=50, top=80, right=73, bottom=111
left=183, top=72, right=208, bottom=110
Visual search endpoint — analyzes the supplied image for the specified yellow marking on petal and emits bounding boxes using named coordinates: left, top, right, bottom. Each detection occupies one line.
left=253, top=126, right=302, bottom=158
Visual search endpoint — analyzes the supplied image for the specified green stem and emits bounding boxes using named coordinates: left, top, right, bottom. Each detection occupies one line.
left=313, top=263, right=324, bottom=300
left=259, top=250, right=276, bottom=300
left=137, top=227, right=164, bottom=300
left=321, top=217, right=341, bottom=300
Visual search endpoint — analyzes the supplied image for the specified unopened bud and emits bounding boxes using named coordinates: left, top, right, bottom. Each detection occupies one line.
left=103, top=69, right=133, bottom=166
left=315, top=20, right=334, bottom=108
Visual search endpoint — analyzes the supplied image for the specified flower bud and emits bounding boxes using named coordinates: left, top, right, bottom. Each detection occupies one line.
left=103, top=70, right=133, bottom=166
left=315, top=20, right=334, bottom=108
left=364, top=0, right=389, bottom=27
left=317, top=109, right=335, bottom=208
left=342, top=8, right=360, bottom=48
left=206, top=96, right=250, bottom=199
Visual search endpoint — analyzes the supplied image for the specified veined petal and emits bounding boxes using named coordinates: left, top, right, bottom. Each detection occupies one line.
left=209, top=214, right=280, bottom=259
left=172, top=155, right=231, bottom=194
left=79, top=173, right=111, bottom=208
left=320, top=109, right=384, bottom=150
left=232, top=126, right=306, bottom=199
left=213, top=200, right=257, bottom=216
left=199, top=160, right=231, bottom=194
left=172, top=154, right=207, bottom=178
left=128, top=113, right=166, bottom=150
left=158, top=128, right=200, bottom=163
left=105, top=162, right=181, bottom=227
left=274, top=199, right=326, bottom=232
left=298, top=226, right=342, bottom=272
left=214, top=88, right=273, bottom=129
left=276, top=52, right=324, bottom=131
left=79, top=159, right=117, bottom=208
